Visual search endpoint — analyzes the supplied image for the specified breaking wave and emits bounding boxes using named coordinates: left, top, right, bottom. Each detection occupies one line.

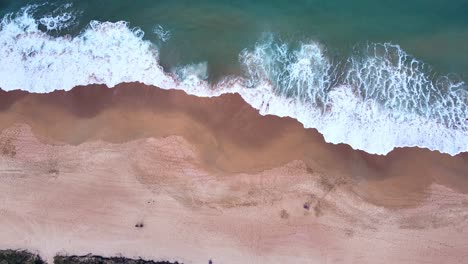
left=0, top=6, right=467, bottom=155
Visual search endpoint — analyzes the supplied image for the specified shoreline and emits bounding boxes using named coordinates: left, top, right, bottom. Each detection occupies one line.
left=1, top=83, right=467, bottom=263
left=1, top=83, right=467, bottom=157
left=1, top=83, right=467, bottom=194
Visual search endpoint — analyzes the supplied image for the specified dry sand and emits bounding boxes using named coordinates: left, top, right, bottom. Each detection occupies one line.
left=0, top=83, right=467, bottom=263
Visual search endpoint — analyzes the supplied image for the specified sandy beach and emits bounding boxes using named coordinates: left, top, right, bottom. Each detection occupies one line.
left=0, top=83, right=467, bottom=263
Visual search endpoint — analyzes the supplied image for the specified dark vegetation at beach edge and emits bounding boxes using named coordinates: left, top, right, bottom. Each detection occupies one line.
left=0, top=250, right=183, bottom=264
left=0, top=250, right=45, bottom=264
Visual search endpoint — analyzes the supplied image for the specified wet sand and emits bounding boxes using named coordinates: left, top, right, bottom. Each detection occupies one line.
left=0, top=83, right=467, bottom=263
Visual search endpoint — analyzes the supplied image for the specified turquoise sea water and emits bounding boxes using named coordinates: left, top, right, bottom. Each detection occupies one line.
left=1, top=0, right=467, bottom=80
left=0, top=0, right=467, bottom=155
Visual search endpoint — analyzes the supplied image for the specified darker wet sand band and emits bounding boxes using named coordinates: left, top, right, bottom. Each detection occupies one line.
left=0, top=83, right=467, bottom=207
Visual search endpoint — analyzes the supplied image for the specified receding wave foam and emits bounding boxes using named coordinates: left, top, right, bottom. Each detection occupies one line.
left=238, top=38, right=467, bottom=155
left=0, top=6, right=467, bottom=155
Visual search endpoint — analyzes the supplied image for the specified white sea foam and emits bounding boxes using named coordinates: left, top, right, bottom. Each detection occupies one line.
left=0, top=6, right=176, bottom=92
left=239, top=37, right=333, bottom=105
left=38, top=4, right=77, bottom=31
left=0, top=6, right=466, bottom=155
left=153, top=24, right=171, bottom=42
left=173, top=62, right=209, bottom=82
left=238, top=40, right=468, bottom=155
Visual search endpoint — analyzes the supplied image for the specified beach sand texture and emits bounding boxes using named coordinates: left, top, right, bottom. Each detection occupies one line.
left=0, top=83, right=467, bottom=263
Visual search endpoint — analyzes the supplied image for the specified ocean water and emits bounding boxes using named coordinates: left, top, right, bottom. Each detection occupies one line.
left=0, top=0, right=467, bottom=155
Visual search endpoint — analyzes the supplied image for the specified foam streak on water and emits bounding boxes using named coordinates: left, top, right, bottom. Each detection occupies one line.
left=0, top=6, right=467, bottom=155
left=153, top=24, right=171, bottom=42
